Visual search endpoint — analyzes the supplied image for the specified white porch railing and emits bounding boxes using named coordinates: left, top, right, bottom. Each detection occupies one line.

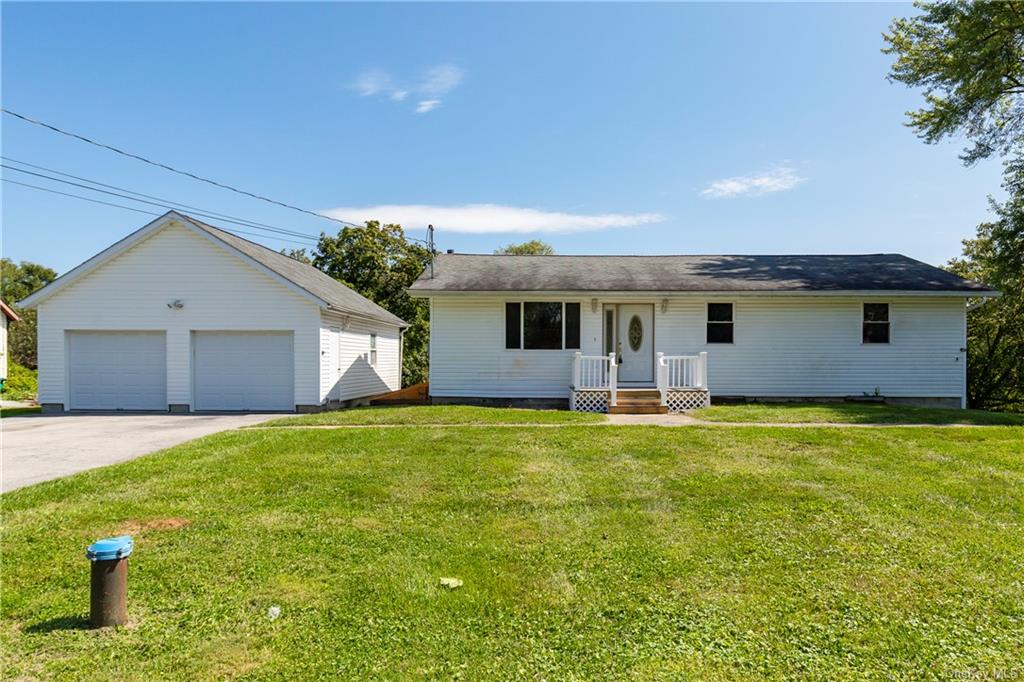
left=573, top=352, right=618, bottom=406
left=656, top=352, right=708, bottom=405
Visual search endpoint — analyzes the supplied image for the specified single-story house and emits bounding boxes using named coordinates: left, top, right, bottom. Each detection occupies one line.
left=1, top=298, right=22, bottom=382
left=19, top=211, right=406, bottom=412
left=408, top=253, right=998, bottom=412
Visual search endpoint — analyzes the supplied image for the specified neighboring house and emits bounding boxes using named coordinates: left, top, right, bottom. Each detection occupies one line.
left=0, top=299, right=22, bottom=382
left=19, top=211, right=406, bottom=413
left=409, top=253, right=998, bottom=412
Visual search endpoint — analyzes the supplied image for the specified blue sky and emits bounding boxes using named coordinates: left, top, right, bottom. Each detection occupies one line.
left=1, top=2, right=1005, bottom=274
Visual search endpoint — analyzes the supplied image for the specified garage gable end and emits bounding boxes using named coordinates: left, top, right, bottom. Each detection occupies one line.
left=20, top=212, right=327, bottom=310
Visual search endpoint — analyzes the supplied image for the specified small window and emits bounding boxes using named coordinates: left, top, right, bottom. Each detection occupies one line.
left=604, top=309, right=614, bottom=355
left=524, top=302, right=563, bottom=349
left=505, top=302, right=521, bottom=349
left=862, top=303, right=890, bottom=344
left=369, top=333, right=378, bottom=365
left=707, top=303, right=734, bottom=344
left=564, top=303, right=581, bottom=349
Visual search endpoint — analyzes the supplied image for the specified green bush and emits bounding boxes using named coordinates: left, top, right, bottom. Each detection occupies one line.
left=2, top=362, right=37, bottom=401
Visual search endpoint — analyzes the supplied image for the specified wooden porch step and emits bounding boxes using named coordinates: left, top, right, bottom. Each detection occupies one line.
left=617, top=389, right=661, bottom=398
left=609, top=404, right=669, bottom=415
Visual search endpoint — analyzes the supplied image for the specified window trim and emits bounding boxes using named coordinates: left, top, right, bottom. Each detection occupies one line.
left=705, top=301, right=735, bottom=345
left=504, top=300, right=581, bottom=351
left=861, top=301, right=892, bottom=345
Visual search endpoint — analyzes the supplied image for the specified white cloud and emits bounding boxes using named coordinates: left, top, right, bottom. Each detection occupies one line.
left=353, top=69, right=391, bottom=97
left=415, top=99, right=441, bottom=114
left=350, top=64, right=464, bottom=113
left=701, top=166, right=805, bottom=198
left=419, top=64, right=464, bottom=97
left=323, top=204, right=666, bottom=234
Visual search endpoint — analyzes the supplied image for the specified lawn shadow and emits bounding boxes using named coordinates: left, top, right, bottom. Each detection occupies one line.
left=23, top=615, right=91, bottom=633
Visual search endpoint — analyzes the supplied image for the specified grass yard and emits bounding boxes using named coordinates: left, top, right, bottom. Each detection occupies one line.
left=0, top=406, right=40, bottom=418
left=2, top=417, right=1023, bottom=679
left=696, top=401, right=1024, bottom=426
left=261, top=404, right=606, bottom=427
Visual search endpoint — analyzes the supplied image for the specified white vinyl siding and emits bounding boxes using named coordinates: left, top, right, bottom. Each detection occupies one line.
left=319, top=311, right=401, bottom=402
left=429, top=296, right=600, bottom=398
left=427, top=295, right=966, bottom=400
left=35, top=221, right=321, bottom=408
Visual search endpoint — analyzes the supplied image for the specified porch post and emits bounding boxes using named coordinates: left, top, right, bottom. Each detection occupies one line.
left=573, top=351, right=582, bottom=390
left=698, top=352, right=708, bottom=389
left=608, top=352, right=617, bottom=407
left=656, top=352, right=667, bottom=406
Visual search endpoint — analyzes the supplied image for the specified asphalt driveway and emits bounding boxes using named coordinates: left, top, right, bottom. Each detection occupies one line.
left=2, top=413, right=286, bottom=492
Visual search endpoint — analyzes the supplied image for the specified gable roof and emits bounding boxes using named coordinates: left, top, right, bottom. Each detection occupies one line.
left=410, top=253, right=998, bottom=296
left=178, top=214, right=406, bottom=326
left=0, top=299, right=21, bottom=322
left=20, top=211, right=407, bottom=327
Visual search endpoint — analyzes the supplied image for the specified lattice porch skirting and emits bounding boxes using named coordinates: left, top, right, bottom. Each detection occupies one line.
left=665, top=389, right=710, bottom=412
left=570, top=390, right=609, bottom=413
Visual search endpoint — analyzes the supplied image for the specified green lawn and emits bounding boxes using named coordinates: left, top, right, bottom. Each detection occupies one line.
left=0, top=406, right=40, bottom=418
left=3, top=419, right=1023, bottom=679
left=262, top=404, right=606, bottom=427
left=695, top=401, right=1024, bottom=426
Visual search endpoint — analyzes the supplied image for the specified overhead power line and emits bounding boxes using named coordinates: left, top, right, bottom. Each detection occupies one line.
left=2, top=156, right=320, bottom=239
left=2, top=178, right=320, bottom=247
left=2, top=107, right=363, bottom=228
left=1, top=162, right=320, bottom=243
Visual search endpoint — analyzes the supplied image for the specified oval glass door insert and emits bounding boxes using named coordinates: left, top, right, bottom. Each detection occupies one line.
left=628, top=315, right=643, bottom=351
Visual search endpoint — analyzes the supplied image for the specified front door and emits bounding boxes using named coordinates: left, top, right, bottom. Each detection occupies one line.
left=617, top=304, right=654, bottom=383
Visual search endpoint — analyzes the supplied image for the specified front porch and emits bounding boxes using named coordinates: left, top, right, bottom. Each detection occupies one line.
left=570, top=351, right=710, bottom=414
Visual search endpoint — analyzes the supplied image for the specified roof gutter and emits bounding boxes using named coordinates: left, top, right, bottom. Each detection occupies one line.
left=407, top=288, right=1001, bottom=299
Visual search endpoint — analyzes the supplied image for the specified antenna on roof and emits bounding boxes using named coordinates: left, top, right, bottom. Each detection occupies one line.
left=427, top=224, right=435, bottom=279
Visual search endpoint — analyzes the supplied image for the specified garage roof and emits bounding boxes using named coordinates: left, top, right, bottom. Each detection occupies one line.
left=179, top=215, right=407, bottom=327
left=19, top=211, right=408, bottom=327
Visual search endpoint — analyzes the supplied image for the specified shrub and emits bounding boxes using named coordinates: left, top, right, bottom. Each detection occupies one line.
left=2, top=361, right=37, bottom=401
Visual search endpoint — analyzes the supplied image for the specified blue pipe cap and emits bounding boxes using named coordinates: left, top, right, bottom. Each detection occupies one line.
left=86, top=536, right=133, bottom=561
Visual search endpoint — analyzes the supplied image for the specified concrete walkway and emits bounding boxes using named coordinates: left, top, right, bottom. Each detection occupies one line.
left=2, top=413, right=284, bottom=492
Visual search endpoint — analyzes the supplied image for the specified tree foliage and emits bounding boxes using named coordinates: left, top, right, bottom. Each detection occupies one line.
left=494, top=240, right=555, bottom=255
left=0, top=258, right=58, bottom=370
left=885, top=1, right=1024, bottom=165
left=888, top=1, right=1024, bottom=410
left=313, top=222, right=431, bottom=386
left=281, top=248, right=312, bottom=265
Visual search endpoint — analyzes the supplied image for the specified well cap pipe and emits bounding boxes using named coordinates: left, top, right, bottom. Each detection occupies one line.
left=86, top=536, right=133, bottom=562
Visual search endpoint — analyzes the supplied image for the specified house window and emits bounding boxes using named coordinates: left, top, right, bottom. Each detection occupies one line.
left=505, top=301, right=581, bottom=350
left=369, top=333, right=378, bottom=365
left=706, top=303, right=734, bottom=344
left=564, top=302, right=581, bottom=350
left=505, top=303, right=521, bottom=349
left=862, top=303, right=890, bottom=344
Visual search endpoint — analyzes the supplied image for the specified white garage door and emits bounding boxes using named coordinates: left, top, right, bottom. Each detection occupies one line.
left=193, top=332, right=294, bottom=411
left=68, top=331, right=167, bottom=410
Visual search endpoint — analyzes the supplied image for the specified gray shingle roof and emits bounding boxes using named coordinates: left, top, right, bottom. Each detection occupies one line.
left=409, top=253, right=996, bottom=294
left=181, top=214, right=407, bottom=326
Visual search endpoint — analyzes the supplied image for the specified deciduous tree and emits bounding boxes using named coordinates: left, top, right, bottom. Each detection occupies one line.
left=0, top=258, right=57, bottom=369
left=313, top=222, right=431, bottom=386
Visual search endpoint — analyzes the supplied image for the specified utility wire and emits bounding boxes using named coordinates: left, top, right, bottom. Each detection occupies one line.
left=2, top=156, right=322, bottom=239
left=2, top=107, right=364, bottom=228
left=2, top=178, right=320, bottom=247
left=1, top=164, right=321, bottom=243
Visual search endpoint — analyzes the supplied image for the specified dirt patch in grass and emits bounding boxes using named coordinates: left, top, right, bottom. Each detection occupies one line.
left=116, top=517, right=190, bottom=535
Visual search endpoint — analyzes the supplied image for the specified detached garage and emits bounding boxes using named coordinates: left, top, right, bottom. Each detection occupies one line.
left=20, top=211, right=407, bottom=413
